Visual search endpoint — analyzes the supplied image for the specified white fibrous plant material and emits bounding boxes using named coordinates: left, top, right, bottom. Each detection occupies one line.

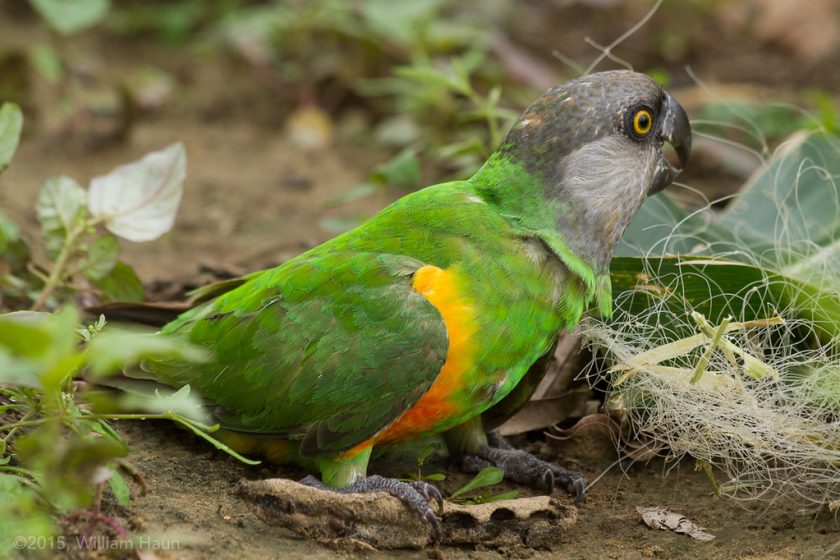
left=580, top=283, right=840, bottom=510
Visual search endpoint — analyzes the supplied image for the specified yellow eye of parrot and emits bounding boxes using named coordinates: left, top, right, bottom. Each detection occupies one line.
left=632, top=108, right=653, bottom=136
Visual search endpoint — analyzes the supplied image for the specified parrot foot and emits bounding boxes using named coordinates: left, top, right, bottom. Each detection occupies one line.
left=300, top=474, right=443, bottom=539
left=461, top=430, right=586, bottom=503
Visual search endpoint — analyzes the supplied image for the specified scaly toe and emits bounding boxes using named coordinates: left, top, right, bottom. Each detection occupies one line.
left=411, top=480, right=444, bottom=512
left=468, top=441, right=587, bottom=502
left=298, top=474, right=442, bottom=539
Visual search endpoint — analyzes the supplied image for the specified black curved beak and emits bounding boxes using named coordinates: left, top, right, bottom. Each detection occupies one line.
left=649, top=92, right=692, bottom=194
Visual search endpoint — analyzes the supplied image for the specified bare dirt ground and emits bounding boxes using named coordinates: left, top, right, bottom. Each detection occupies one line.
left=105, top=419, right=840, bottom=560
left=2, top=3, right=840, bottom=558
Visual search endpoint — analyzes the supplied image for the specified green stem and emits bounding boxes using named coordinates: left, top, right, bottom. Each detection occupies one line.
left=85, top=412, right=259, bottom=464
left=1, top=410, right=34, bottom=443
left=87, top=412, right=214, bottom=431
left=0, top=417, right=50, bottom=432
left=32, top=221, right=87, bottom=310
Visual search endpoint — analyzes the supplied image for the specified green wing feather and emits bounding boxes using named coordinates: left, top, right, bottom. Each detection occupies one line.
left=146, top=251, right=449, bottom=456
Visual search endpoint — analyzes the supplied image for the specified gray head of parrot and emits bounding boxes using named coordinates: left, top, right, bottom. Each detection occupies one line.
left=495, top=70, right=692, bottom=272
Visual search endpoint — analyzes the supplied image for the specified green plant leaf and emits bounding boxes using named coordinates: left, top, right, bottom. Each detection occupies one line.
left=0, top=312, right=55, bottom=358
left=358, top=0, right=445, bottom=47
left=0, top=210, right=29, bottom=267
left=116, top=385, right=210, bottom=424
left=16, top=427, right=127, bottom=512
left=0, top=473, right=55, bottom=557
left=616, top=131, right=840, bottom=344
left=81, top=235, right=119, bottom=281
left=470, top=489, right=518, bottom=504
left=86, top=330, right=209, bottom=378
left=83, top=417, right=129, bottom=451
left=28, top=44, right=63, bottom=84
left=0, top=103, right=23, bottom=174
left=36, top=176, right=87, bottom=236
left=449, top=466, right=503, bottom=500
left=92, top=261, right=144, bottom=302
left=29, top=0, right=111, bottom=35
left=718, top=131, right=840, bottom=286
left=107, top=469, right=131, bottom=506
left=372, top=148, right=421, bottom=189
left=0, top=348, right=41, bottom=387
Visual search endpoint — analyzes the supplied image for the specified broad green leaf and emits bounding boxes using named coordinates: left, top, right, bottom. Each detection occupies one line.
left=0, top=312, right=54, bottom=358
left=93, top=261, right=144, bottom=302
left=86, top=330, right=209, bottom=378
left=0, top=308, right=85, bottom=390
left=88, top=143, right=186, bottom=242
left=0, top=103, right=23, bottom=174
left=616, top=131, right=840, bottom=345
left=0, top=348, right=41, bottom=387
left=36, top=176, right=87, bottom=235
left=609, top=256, right=840, bottom=344
left=29, top=0, right=111, bottom=35
left=81, top=235, right=119, bottom=281
left=449, top=466, right=504, bottom=500
left=719, top=131, right=840, bottom=287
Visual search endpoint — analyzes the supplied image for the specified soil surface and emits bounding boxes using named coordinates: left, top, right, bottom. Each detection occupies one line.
left=107, top=420, right=840, bottom=559
left=1, top=2, right=840, bottom=558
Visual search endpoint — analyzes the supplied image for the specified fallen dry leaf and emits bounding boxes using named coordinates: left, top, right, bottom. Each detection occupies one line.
left=636, top=506, right=715, bottom=542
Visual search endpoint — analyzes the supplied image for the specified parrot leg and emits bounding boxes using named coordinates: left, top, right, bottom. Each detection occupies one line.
left=463, top=430, right=585, bottom=503
left=300, top=474, right=444, bottom=539
left=447, top=418, right=585, bottom=503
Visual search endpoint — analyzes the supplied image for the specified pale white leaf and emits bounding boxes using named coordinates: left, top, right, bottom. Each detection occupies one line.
left=88, top=143, right=186, bottom=242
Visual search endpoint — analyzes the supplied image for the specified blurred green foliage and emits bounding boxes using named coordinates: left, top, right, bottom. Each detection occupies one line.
left=0, top=307, right=212, bottom=556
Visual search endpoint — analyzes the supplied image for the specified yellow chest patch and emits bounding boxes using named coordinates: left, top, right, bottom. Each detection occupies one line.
left=367, top=264, right=476, bottom=446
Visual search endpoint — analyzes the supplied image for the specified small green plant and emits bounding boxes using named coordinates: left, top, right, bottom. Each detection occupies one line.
left=400, top=443, right=446, bottom=484
left=364, top=52, right=518, bottom=167
left=0, top=102, right=191, bottom=312
left=0, top=308, right=210, bottom=555
left=448, top=466, right=517, bottom=505
left=0, top=102, right=260, bottom=555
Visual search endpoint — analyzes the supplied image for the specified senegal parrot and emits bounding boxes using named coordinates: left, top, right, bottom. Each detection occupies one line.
left=137, top=70, right=691, bottom=532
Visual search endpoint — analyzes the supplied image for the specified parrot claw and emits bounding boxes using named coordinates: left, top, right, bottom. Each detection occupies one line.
left=423, top=508, right=443, bottom=541
left=461, top=432, right=586, bottom=503
left=300, top=474, right=443, bottom=541
left=410, top=480, right=444, bottom=513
